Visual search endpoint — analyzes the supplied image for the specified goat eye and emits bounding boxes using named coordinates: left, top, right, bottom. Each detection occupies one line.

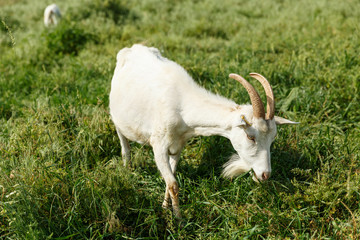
left=247, top=135, right=255, bottom=142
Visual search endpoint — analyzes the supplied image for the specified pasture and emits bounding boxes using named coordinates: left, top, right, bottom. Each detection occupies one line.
left=1, top=0, right=359, bottom=239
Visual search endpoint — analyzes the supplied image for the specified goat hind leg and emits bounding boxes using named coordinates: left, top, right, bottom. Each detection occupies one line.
left=115, top=127, right=131, bottom=166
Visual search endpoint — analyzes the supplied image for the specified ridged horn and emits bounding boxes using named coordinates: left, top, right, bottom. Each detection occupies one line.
left=229, top=73, right=265, bottom=119
left=249, top=73, right=275, bottom=120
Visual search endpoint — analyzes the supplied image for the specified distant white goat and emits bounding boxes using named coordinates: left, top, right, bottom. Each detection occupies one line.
left=109, top=44, right=298, bottom=218
left=44, top=4, right=61, bottom=27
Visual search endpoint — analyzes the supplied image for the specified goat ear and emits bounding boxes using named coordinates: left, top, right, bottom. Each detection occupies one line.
left=274, top=116, right=299, bottom=125
left=234, top=115, right=251, bottom=128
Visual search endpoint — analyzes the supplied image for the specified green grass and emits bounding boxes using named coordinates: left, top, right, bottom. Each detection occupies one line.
left=1, top=0, right=359, bottom=239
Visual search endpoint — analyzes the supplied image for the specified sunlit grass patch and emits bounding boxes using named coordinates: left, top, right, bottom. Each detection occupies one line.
left=0, top=0, right=359, bottom=238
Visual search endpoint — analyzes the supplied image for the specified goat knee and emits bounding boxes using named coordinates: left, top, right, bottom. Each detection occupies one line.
left=168, top=182, right=181, bottom=218
left=169, top=182, right=179, bottom=198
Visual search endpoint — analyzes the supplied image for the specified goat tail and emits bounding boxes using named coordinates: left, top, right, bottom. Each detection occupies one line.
left=116, top=48, right=132, bottom=68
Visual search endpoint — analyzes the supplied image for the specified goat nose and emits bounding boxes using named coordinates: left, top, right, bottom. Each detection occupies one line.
left=262, top=172, right=271, bottom=181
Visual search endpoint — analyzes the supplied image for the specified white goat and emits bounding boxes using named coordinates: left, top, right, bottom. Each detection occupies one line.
left=44, top=4, right=61, bottom=27
left=109, top=44, right=298, bottom=218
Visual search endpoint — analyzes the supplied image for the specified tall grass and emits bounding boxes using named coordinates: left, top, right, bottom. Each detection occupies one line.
left=1, top=0, right=359, bottom=239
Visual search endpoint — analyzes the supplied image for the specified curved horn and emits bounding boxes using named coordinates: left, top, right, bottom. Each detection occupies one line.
left=229, top=73, right=265, bottom=119
left=249, top=73, right=275, bottom=120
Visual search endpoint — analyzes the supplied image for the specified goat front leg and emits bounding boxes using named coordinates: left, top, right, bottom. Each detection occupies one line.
left=162, top=153, right=181, bottom=209
left=152, top=144, right=181, bottom=219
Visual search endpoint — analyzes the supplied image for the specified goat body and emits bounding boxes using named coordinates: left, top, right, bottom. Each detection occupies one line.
left=109, top=44, right=298, bottom=218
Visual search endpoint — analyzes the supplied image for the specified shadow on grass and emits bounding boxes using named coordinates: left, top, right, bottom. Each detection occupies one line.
left=178, top=136, right=233, bottom=180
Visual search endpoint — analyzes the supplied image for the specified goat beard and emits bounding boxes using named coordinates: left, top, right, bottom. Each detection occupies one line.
left=221, top=154, right=250, bottom=179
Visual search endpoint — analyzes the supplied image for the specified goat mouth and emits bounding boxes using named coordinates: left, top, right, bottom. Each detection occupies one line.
left=251, top=171, right=260, bottom=182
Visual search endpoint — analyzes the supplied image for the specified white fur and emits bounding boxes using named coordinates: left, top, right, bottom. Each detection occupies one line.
left=222, top=154, right=250, bottom=178
left=44, top=4, right=61, bottom=27
left=109, top=44, right=297, bottom=217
